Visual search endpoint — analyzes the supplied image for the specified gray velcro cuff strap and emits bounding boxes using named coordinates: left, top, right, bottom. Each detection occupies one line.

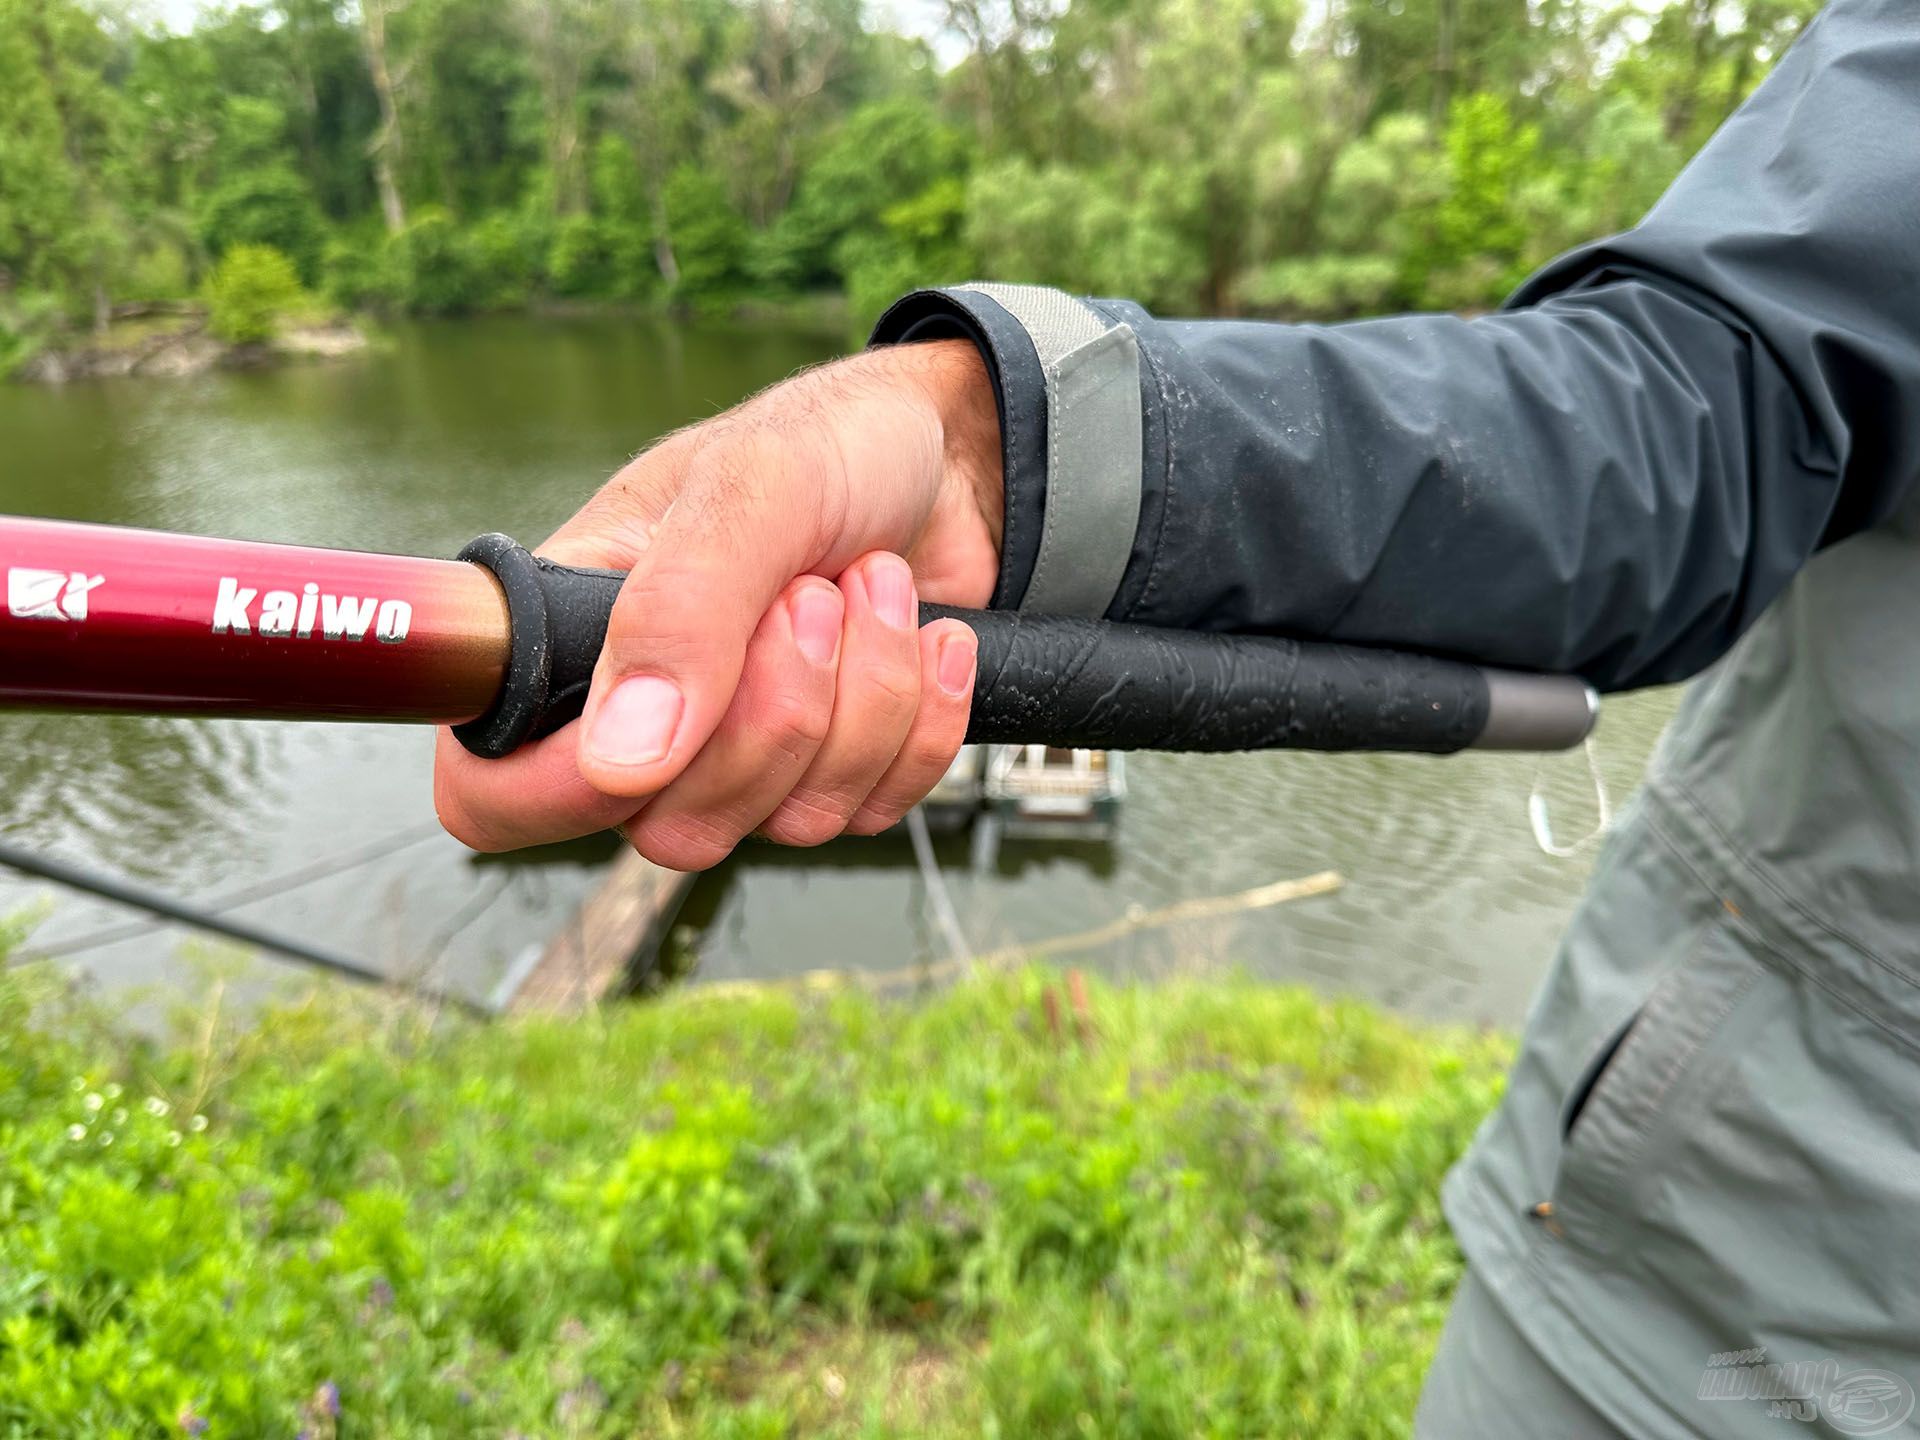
left=957, top=283, right=1143, bottom=617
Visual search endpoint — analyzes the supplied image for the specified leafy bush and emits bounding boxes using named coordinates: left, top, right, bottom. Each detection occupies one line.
left=195, top=167, right=327, bottom=286
left=1412, top=93, right=1547, bottom=307
left=1315, top=116, right=1436, bottom=243
left=664, top=165, right=751, bottom=304
left=1242, top=254, right=1402, bottom=320
left=545, top=213, right=626, bottom=298
left=467, top=210, right=546, bottom=306
left=840, top=176, right=974, bottom=329
left=120, top=238, right=196, bottom=302
left=964, top=159, right=1203, bottom=314
left=0, top=955, right=1506, bottom=1436
left=763, top=98, right=975, bottom=295
left=392, top=208, right=488, bottom=314
left=0, top=291, right=66, bottom=376
left=201, top=243, right=302, bottom=343
left=321, top=230, right=405, bottom=313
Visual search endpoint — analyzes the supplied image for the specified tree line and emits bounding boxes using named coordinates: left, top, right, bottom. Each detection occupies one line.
left=0, top=0, right=1818, bottom=346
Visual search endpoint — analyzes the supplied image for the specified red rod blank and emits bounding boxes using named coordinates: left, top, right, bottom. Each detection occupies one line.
left=0, top=516, right=511, bottom=725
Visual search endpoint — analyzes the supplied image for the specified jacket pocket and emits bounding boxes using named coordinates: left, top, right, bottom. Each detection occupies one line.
left=1551, top=917, right=1769, bottom=1250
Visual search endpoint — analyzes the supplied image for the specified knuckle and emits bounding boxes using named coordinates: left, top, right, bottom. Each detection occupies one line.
left=844, top=731, right=962, bottom=837
left=761, top=790, right=854, bottom=848
left=567, top=498, right=668, bottom=560
left=748, top=684, right=833, bottom=757
left=843, top=803, right=902, bottom=837
left=851, top=771, right=937, bottom=835
left=863, top=662, right=921, bottom=722
left=628, top=811, right=740, bottom=872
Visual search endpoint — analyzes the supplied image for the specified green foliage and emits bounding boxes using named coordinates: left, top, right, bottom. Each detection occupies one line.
left=665, top=165, right=751, bottom=304
left=322, top=230, right=405, bottom=313
left=0, top=0, right=1814, bottom=331
left=201, top=243, right=302, bottom=344
left=546, top=214, right=631, bottom=299
left=761, top=98, right=975, bottom=295
left=393, top=207, right=487, bottom=313
left=1605, top=0, right=1822, bottom=153
left=0, top=291, right=65, bottom=376
left=841, top=176, right=975, bottom=328
left=467, top=209, right=548, bottom=305
left=1243, top=255, right=1403, bottom=321
left=1428, top=93, right=1545, bottom=298
left=196, top=168, right=327, bottom=287
left=0, top=961, right=1509, bottom=1436
left=966, top=160, right=1202, bottom=312
left=1556, top=94, right=1687, bottom=242
left=0, top=0, right=132, bottom=319
left=213, top=95, right=293, bottom=173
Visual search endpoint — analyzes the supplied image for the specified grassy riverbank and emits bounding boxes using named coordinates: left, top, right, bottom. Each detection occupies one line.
left=0, top=962, right=1508, bottom=1437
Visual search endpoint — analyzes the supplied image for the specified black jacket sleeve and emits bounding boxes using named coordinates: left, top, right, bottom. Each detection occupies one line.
left=871, top=0, right=1920, bottom=691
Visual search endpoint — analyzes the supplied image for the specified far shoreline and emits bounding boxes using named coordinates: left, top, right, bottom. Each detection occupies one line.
left=7, top=291, right=861, bottom=386
left=12, top=309, right=371, bottom=386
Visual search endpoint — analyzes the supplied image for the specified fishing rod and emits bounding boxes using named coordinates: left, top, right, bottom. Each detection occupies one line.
left=0, top=835, right=496, bottom=1017
left=0, top=515, right=1598, bottom=755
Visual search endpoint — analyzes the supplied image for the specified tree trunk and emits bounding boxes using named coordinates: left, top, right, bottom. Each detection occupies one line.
left=654, top=233, right=681, bottom=287
left=1431, top=0, right=1457, bottom=130
left=372, top=147, right=407, bottom=234
left=649, top=179, right=679, bottom=286
left=1666, top=0, right=1717, bottom=141
left=363, top=2, right=409, bottom=234
left=551, top=121, right=581, bottom=215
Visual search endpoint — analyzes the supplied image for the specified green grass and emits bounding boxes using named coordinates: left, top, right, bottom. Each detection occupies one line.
left=0, top=962, right=1508, bottom=1438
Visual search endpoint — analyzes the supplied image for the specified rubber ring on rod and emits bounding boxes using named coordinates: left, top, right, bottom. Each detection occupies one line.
left=452, top=533, right=552, bottom=760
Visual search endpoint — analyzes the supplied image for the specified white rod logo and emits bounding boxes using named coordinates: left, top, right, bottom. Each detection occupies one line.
left=7, top=569, right=104, bottom=622
left=211, top=577, right=412, bottom=644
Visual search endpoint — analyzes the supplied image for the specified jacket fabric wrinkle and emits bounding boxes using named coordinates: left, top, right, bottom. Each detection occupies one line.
left=871, top=2, right=1920, bottom=1431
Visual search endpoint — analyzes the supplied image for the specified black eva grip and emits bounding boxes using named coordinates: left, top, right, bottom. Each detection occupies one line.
left=926, top=604, right=1487, bottom=754
left=452, top=536, right=1596, bottom=760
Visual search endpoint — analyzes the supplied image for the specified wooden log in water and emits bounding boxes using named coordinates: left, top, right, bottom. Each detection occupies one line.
left=694, top=868, right=1346, bottom=1001
left=501, top=850, right=694, bottom=1014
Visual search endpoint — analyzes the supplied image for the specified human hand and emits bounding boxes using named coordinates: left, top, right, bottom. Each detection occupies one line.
left=433, top=339, right=1003, bottom=869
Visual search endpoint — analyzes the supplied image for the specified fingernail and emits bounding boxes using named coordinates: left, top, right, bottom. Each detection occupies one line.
left=867, top=554, right=916, bottom=631
left=587, top=674, right=683, bottom=768
left=937, top=632, right=977, bottom=697
left=790, top=584, right=843, bottom=666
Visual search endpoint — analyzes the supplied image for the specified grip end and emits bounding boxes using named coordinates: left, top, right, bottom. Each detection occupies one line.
left=1474, top=671, right=1600, bottom=751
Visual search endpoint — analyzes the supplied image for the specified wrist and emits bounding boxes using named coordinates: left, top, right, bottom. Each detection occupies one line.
left=901, top=339, right=1005, bottom=555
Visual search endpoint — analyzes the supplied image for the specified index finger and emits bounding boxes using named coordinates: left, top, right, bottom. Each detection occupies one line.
left=432, top=427, right=703, bottom=848
left=570, top=423, right=853, bottom=800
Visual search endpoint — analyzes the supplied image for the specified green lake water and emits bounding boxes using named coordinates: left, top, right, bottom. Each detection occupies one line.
left=0, top=314, right=1677, bottom=1022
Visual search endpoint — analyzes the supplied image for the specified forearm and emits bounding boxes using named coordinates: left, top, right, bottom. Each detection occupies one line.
left=874, top=0, right=1920, bottom=692
left=1114, top=287, right=1828, bottom=689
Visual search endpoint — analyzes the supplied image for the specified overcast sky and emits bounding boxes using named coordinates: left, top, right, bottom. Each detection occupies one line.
left=144, top=0, right=956, bottom=49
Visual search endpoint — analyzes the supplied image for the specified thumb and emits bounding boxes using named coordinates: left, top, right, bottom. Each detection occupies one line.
left=572, top=429, right=839, bottom=799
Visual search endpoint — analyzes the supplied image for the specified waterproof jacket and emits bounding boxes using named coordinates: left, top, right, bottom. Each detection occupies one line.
left=873, top=0, right=1920, bottom=1431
